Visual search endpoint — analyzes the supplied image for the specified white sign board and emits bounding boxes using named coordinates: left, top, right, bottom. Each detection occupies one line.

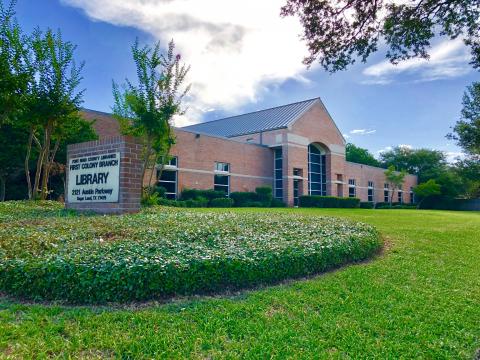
left=67, top=152, right=120, bottom=203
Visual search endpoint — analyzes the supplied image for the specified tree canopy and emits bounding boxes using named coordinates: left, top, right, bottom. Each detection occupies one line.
left=448, top=82, right=480, bottom=156
left=281, top=0, right=480, bottom=72
left=345, top=143, right=381, bottom=167
left=0, top=0, right=31, bottom=126
left=379, top=146, right=447, bottom=183
left=113, top=39, right=190, bottom=195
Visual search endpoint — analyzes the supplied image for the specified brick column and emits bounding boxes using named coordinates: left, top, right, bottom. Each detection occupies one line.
left=66, top=136, right=143, bottom=214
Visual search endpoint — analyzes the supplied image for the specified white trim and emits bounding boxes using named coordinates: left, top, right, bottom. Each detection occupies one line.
left=178, top=167, right=273, bottom=180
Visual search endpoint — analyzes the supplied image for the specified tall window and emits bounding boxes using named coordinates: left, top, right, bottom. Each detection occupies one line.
left=368, top=181, right=374, bottom=202
left=410, top=187, right=415, bottom=204
left=157, top=156, right=178, bottom=199
left=274, top=148, right=283, bottom=199
left=348, top=179, right=356, bottom=198
left=214, top=162, right=230, bottom=195
left=384, top=183, right=389, bottom=202
left=308, top=144, right=326, bottom=196
left=398, top=189, right=403, bottom=203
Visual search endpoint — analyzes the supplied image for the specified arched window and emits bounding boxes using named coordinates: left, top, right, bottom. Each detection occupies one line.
left=308, top=143, right=327, bottom=196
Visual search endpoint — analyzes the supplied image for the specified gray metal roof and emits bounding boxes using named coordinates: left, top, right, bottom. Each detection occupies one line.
left=182, top=98, right=320, bottom=138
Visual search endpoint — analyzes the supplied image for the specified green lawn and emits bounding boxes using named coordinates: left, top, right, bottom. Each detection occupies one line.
left=1, top=208, right=479, bottom=359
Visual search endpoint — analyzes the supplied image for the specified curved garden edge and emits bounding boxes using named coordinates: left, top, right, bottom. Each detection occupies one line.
left=0, top=205, right=383, bottom=304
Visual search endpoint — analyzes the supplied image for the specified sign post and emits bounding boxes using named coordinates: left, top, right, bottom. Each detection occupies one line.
left=65, top=136, right=142, bottom=214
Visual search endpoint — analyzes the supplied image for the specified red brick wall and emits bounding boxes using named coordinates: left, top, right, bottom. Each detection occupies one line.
left=81, top=109, right=121, bottom=138
left=345, top=162, right=418, bottom=203
left=66, top=136, right=143, bottom=214
left=144, top=129, right=274, bottom=194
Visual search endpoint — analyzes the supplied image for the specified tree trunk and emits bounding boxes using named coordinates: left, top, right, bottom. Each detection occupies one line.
left=0, top=175, right=6, bottom=202
left=25, top=128, right=34, bottom=200
left=141, top=137, right=154, bottom=196
left=40, top=138, right=59, bottom=200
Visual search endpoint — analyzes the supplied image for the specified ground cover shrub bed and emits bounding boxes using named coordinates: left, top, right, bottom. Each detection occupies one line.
left=0, top=202, right=381, bottom=303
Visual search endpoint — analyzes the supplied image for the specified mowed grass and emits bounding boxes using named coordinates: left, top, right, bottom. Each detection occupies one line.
left=1, top=208, right=479, bottom=359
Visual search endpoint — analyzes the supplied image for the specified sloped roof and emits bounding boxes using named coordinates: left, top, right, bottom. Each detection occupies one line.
left=182, top=98, right=320, bottom=138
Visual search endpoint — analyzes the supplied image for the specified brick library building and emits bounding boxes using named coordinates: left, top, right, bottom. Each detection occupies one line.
left=82, top=97, right=417, bottom=207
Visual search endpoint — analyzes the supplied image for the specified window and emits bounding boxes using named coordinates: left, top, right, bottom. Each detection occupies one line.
left=398, top=189, right=403, bottom=203
left=308, top=144, right=326, bottom=196
left=274, top=148, right=283, bottom=199
left=348, top=179, right=356, bottom=198
left=157, top=156, right=178, bottom=199
left=214, top=174, right=230, bottom=195
left=159, top=155, right=177, bottom=167
left=410, top=187, right=415, bottom=204
left=215, top=162, right=229, bottom=172
left=368, top=181, right=374, bottom=202
left=214, top=161, right=230, bottom=195
left=384, top=183, right=389, bottom=202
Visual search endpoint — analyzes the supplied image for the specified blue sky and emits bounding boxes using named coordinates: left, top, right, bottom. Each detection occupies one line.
left=14, top=0, right=479, bottom=160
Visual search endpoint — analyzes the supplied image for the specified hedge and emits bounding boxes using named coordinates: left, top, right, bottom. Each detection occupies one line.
left=299, top=196, right=360, bottom=208
left=210, top=198, right=234, bottom=208
left=375, top=202, right=416, bottom=209
left=360, top=202, right=374, bottom=209
left=0, top=202, right=381, bottom=303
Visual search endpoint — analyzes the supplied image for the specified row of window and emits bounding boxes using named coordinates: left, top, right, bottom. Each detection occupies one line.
left=348, top=179, right=415, bottom=203
left=159, top=155, right=415, bottom=204
left=158, top=157, right=231, bottom=199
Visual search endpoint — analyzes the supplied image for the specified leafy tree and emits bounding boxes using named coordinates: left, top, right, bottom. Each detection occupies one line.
left=454, top=158, right=480, bottom=198
left=345, top=143, right=381, bottom=167
left=23, top=28, right=85, bottom=200
left=0, top=123, right=27, bottom=201
left=384, top=165, right=406, bottom=205
left=281, top=0, right=480, bottom=71
left=0, top=0, right=31, bottom=126
left=113, top=39, right=190, bottom=195
left=379, top=146, right=447, bottom=183
left=447, top=82, right=480, bottom=156
left=413, top=179, right=441, bottom=208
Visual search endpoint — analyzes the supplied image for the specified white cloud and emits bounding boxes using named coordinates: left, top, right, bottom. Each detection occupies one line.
left=445, top=151, right=466, bottom=163
left=61, top=0, right=309, bottom=124
left=398, top=144, right=413, bottom=150
left=377, top=146, right=392, bottom=154
left=363, top=38, right=471, bottom=84
left=350, top=129, right=376, bottom=135
left=342, top=133, right=350, bottom=139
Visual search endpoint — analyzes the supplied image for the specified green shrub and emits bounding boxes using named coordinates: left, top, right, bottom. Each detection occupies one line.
left=210, top=198, right=234, bottom=208
left=141, top=192, right=161, bottom=207
left=374, top=202, right=415, bottom=209
left=0, top=204, right=381, bottom=303
left=180, top=189, right=225, bottom=202
left=157, top=198, right=187, bottom=207
left=230, top=191, right=258, bottom=207
left=270, top=198, right=286, bottom=207
left=360, top=202, right=374, bottom=209
left=299, top=196, right=360, bottom=208
left=185, top=196, right=209, bottom=208
left=255, top=186, right=273, bottom=206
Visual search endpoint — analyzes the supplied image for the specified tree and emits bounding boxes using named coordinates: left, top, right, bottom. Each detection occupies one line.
left=413, top=179, right=441, bottom=208
left=448, top=82, right=480, bottom=156
left=345, top=143, right=381, bottom=167
left=113, top=39, right=190, bottom=196
left=454, top=158, right=480, bottom=198
left=379, top=146, right=447, bottom=183
left=0, top=123, right=27, bottom=201
left=0, top=0, right=31, bottom=127
left=281, top=0, right=480, bottom=72
left=384, top=165, right=406, bottom=205
left=23, top=28, right=85, bottom=200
